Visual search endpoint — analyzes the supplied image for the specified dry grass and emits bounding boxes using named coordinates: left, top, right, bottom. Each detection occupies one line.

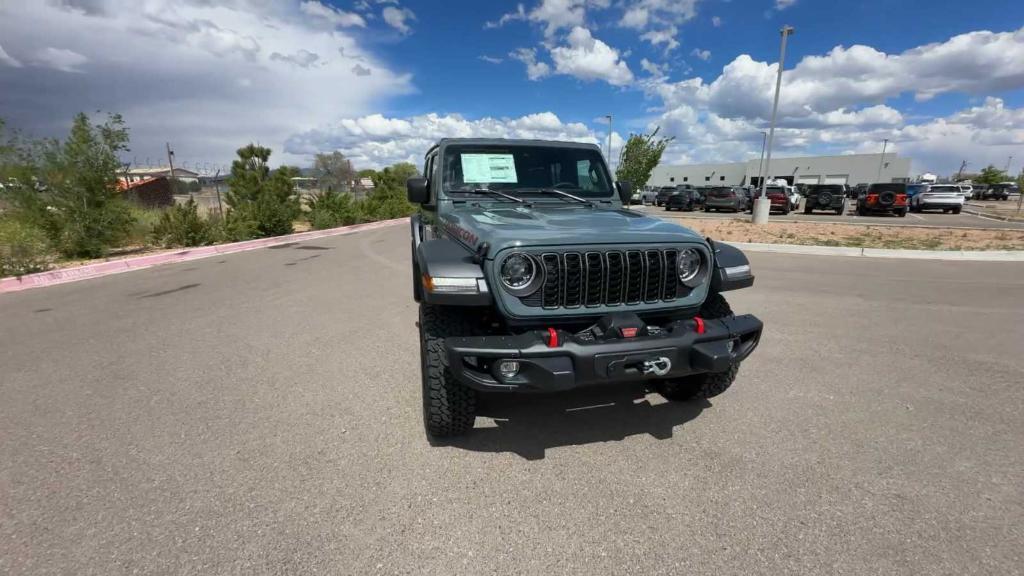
left=669, top=216, right=1024, bottom=251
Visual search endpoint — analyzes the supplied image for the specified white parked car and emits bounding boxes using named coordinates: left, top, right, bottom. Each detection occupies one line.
left=786, top=186, right=801, bottom=211
left=956, top=184, right=974, bottom=199
left=910, top=184, right=964, bottom=214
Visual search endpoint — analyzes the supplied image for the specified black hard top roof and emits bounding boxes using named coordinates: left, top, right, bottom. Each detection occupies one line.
left=425, top=138, right=602, bottom=158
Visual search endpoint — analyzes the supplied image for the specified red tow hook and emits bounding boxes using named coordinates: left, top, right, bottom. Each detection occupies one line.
left=693, top=316, right=705, bottom=335
left=546, top=327, right=559, bottom=347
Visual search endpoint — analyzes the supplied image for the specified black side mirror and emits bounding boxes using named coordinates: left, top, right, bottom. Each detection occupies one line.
left=615, top=180, right=633, bottom=204
left=407, top=177, right=429, bottom=204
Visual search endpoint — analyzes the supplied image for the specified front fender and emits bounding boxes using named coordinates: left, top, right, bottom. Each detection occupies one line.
left=708, top=239, right=755, bottom=292
left=415, top=238, right=492, bottom=306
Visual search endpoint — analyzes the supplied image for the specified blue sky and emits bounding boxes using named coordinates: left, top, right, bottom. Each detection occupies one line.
left=1, top=0, right=1023, bottom=175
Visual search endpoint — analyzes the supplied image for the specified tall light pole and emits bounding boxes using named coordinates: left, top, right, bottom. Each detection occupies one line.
left=756, top=131, right=767, bottom=188
left=605, top=114, right=613, bottom=163
left=753, top=25, right=794, bottom=225
left=1005, top=155, right=1013, bottom=174
left=876, top=138, right=888, bottom=182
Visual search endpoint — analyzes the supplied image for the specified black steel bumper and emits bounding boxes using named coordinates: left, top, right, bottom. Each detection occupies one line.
left=446, top=314, right=763, bottom=392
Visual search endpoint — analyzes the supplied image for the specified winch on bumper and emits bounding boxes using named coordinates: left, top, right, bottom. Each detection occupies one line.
left=446, top=312, right=763, bottom=392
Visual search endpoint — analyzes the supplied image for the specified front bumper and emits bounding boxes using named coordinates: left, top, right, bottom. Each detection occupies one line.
left=706, top=201, right=741, bottom=210
left=446, top=314, right=763, bottom=392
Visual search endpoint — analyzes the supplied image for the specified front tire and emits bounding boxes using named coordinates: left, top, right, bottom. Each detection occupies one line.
left=419, top=304, right=478, bottom=438
left=655, top=293, right=739, bottom=402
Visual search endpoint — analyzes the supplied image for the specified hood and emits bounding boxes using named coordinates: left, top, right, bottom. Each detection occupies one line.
left=440, top=203, right=703, bottom=255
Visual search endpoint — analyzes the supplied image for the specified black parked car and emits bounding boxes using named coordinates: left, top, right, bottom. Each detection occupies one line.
left=664, top=189, right=698, bottom=211
left=849, top=183, right=868, bottom=199
left=655, top=186, right=676, bottom=206
left=703, top=186, right=748, bottom=212
left=979, top=183, right=1015, bottom=200
left=803, top=184, right=846, bottom=215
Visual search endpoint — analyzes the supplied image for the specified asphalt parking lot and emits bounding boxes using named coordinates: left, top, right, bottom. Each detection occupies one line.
left=633, top=201, right=1024, bottom=230
left=2, top=224, right=1023, bottom=574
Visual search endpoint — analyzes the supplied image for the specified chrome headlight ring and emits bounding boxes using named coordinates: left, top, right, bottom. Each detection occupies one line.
left=498, top=252, right=544, bottom=296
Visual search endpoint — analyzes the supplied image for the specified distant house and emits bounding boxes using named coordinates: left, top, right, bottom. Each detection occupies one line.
left=124, top=167, right=200, bottom=184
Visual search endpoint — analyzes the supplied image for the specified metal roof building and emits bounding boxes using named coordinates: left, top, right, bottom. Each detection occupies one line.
left=649, top=152, right=911, bottom=188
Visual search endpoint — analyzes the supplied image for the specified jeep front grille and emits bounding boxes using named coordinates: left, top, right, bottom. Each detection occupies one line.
left=523, top=249, right=683, bottom=309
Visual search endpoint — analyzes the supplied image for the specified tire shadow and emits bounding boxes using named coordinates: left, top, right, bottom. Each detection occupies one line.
left=441, top=384, right=710, bottom=460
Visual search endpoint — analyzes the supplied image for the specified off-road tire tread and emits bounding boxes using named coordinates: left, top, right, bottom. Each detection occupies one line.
left=655, top=293, right=739, bottom=401
left=420, top=304, right=478, bottom=437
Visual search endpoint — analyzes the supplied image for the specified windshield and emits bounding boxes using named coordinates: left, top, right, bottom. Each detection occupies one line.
left=765, top=186, right=786, bottom=196
left=868, top=183, right=906, bottom=193
left=810, top=185, right=844, bottom=194
left=442, top=145, right=613, bottom=197
left=929, top=185, right=959, bottom=193
left=708, top=187, right=734, bottom=198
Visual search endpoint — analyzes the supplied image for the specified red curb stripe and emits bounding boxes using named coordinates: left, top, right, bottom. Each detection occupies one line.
left=0, top=218, right=407, bottom=294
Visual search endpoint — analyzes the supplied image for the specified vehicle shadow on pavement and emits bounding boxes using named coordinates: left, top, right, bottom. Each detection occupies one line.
left=443, top=385, right=710, bottom=460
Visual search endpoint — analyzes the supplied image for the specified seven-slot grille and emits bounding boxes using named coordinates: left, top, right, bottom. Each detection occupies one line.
left=522, top=249, right=684, bottom=308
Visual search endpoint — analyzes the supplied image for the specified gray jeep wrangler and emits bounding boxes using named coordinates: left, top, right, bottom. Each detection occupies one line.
left=408, top=139, right=763, bottom=437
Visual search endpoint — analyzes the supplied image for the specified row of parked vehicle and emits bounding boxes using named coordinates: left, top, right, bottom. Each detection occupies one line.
left=642, top=179, right=1018, bottom=218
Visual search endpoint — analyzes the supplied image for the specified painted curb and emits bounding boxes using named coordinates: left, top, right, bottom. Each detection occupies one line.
left=727, top=241, right=1024, bottom=261
left=1, top=218, right=407, bottom=294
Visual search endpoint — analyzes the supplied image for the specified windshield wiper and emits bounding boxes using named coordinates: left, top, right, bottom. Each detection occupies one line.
left=534, top=188, right=595, bottom=207
left=463, top=188, right=526, bottom=203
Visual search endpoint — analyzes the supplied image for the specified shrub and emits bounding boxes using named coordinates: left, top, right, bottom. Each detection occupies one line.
left=223, top=144, right=300, bottom=240
left=126, top=204, right=164, bottom=246
left=0, top=217, right=52, bottom=277
left=150, top=197, right=219, bottom=247
left=307, top=189, right=362, bottom=229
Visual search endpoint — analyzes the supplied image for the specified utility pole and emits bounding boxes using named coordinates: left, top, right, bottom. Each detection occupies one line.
left=753, top=25, right=794, bottom=225
left=213, top=169, right=224, bottom=218
left=1005, top=156, right=1013, bottom=174
left=876, top=139, right=888, bottom=182
left=605, top=114, right=613, bottom=164
left=956, top=160, right=968, bottom=182
left=756, top=131, right=767, bottom=189
left=166, top=142, right=176, bottom=192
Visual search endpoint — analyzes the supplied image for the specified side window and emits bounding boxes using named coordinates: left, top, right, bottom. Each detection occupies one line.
left=424, top=153, right=436, bottom=205
left=683, top=176, right=688, bottom=182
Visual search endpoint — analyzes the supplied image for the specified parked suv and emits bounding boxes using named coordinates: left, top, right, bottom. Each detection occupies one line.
left=761, top=186, right=791, bottom=214
left=665, top=188, right=698, bottom=211
left=910, top=184, right=963, bottom=213
left=407, top=138, right=763, bottom=437
left=979, top=183, right=1015, bottom=200
left=802, top=184, right=846, bottom=215
left=655, top=186, right=676, bottom=206
left=857, top=183, right=909, bottom=216
left=703, top=186, right=748, bottom=212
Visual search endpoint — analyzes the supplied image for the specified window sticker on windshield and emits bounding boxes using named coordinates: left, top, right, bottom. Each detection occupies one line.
left=461, top=154, right=518, bottom=183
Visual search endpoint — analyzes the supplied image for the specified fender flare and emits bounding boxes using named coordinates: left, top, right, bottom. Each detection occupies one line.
left=707, top=239, right=755, bottom=292
left=414, top=234, right=492, bottom=306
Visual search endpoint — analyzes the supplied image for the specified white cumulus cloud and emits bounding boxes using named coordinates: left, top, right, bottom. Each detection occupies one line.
left=549, top=27, right=634, bottom=86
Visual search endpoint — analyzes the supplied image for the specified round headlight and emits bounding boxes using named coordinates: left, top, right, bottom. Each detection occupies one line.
left=677, top=248, right=702, bottom=284
left=500, top=253, right=537, bottom=291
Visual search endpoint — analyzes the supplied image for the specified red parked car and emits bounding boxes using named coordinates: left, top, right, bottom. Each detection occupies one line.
left=764, top=186, right=791, bottom=215
left=856, top=183, right=908, bottom=217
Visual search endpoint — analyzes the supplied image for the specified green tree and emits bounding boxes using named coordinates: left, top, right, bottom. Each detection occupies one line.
left=976, top=165, right=1008, bottom=186
left=615, top=127, right=674, bottom=190
left=224, top=144, right=300, bottom=239
left=363, top=162, right=419, bottom=219
left=1, top=113, right=134, bottom=258
left=312, top=151, right=356, bottom=192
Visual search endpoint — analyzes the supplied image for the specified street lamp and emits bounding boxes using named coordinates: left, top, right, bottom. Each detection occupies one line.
left=876, top=138, right=889, bottom=182
left=756, top=131, right=767, bottom=189
left=605, top=114, right=613, bottom=163
left=753, top=25, right=795, bottom=225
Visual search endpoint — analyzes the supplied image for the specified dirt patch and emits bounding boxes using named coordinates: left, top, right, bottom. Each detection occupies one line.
left=669, top=216, right=1024, bottom=251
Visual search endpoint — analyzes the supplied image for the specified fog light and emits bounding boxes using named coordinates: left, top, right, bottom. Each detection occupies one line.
left=497, top=360, right=520, bottom=379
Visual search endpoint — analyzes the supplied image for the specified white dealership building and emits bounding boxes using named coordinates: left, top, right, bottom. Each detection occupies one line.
left=648, top=152, right=911, bottom=188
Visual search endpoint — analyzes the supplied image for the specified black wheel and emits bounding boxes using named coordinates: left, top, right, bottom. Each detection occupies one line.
left=804, top=205, right=813, bottom=214
left=953, top=206, right=962, bottom=214
left=782, top=206, right=790, bottom=215
left=655, top=293, right=739, bottom=402
left=703, top=206, right=710, bottom=212
left=665, top=206, right=672, bottom=211
left=419, top=304, right=479, bottom=437
left=835, top=205, right=845, bottom=216
left=897, top=208, right=907, bottom=217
